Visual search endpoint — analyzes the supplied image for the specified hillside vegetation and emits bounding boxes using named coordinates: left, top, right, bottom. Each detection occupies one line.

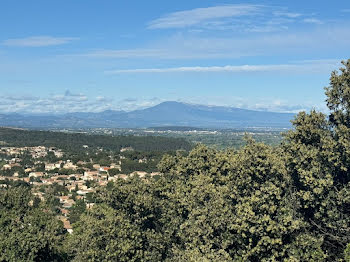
left=0, top=128, right=193, bottom=152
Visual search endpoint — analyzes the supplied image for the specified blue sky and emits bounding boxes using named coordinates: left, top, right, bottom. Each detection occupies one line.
left=0, top=0, right=349, bottom=114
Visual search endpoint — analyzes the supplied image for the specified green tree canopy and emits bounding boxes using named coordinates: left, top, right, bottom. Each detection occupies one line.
left=0, top=186, right=66, bottom=261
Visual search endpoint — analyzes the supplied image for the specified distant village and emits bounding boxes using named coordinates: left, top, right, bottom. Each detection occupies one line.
left=0, top=145, right=160, bottom=233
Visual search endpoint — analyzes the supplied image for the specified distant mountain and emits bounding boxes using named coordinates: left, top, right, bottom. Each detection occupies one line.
left=0, top=101, right=295, bottom=129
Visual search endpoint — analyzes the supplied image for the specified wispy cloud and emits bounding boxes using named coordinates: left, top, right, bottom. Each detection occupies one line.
left=273, top=11, right=302, bottom=18
left=77, top=25, right=350, bottom=60
left=105, top=65, right=294, bottom=74
left=2, top=36, right=78, bottom=47
left=71, top=12, right=349, bottom=62
left=147, top=4, right=319, bottom=32
left=80, top=49, right=170, bottom=58
left=303, top=18, right=323, bottom=24
left=1, top=95, right=39, bottom=101
left=78, top=47, right=247, bottom=59
left=148, top=4, right=262, bottom=29
left=105, top=60, right=342, bottom=74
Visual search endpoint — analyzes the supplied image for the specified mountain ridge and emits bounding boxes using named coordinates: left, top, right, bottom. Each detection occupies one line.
left=0, top=101, right=295, bottom=129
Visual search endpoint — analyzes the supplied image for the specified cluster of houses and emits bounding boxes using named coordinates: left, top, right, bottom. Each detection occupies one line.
left=0, top=145, right=160, bottom=233
left=0, top=146, right=63, bottom=159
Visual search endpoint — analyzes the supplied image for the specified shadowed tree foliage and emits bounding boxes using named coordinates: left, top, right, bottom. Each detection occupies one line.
left=158, top=142, right=326, bottom=261
left=0, top=186, right=67, bottom=262
left=283, top=60, right=350, bottom=260
left=66, top=204, right=144, bottom=262
left=68, top=199, right=86, bottom=224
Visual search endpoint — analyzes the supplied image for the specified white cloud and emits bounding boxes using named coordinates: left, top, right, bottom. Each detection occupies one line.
left=0, top=93, right=157, bottom=114
left=105, top=60, right=343, bottom=74
left=2, top=94, right=101, bottom=113
left=105, top=65, right=292, bottom=74
left=148, top=4, right=262, bottom=29
left=96, top=96, right=114, bottom=102
left=117, top=98, right=163, bottom=111
left=0, top=92, right=328, bottom=114
left=0, top=91, right=95, bottom=114
left=2, top=36, right=78, bottom=47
